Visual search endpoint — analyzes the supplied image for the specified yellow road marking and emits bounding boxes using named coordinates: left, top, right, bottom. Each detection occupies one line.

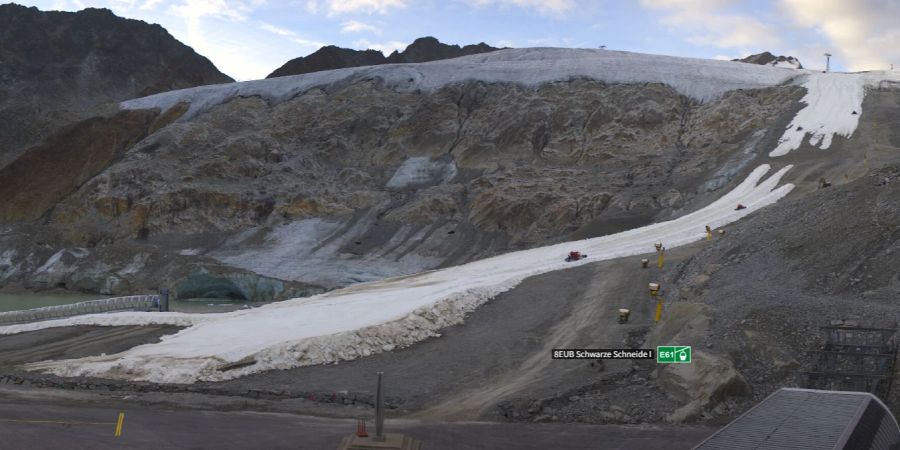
left=115, top=412, right=125, bottom=437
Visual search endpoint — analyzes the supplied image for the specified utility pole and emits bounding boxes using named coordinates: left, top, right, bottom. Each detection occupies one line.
left=374, top=372, right=385, bottom=441
left=337, top=372, right=421, bottom=449
left=824, top=53, right=832, bottom=72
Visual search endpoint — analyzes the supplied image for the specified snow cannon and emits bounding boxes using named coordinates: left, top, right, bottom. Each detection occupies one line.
left=618, top=309, right=630, bottom=324
left=641, top=258, right=649, bottom=268
left=649, top=283, right=661, bottom=297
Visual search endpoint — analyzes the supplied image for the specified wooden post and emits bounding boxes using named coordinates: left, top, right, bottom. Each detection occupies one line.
left=657, top=247, right=665, bottom=268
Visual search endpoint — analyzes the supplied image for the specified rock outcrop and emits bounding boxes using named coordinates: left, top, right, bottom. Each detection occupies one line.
left=734, top=51, right=802, bottom=69
left=0, top=4, right=233, bottom=168
left=266, top=36, right=500, bottom=78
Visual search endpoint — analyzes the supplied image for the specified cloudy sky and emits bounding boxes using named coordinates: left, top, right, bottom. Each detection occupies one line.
left=17, top=0, right=900, bottom=80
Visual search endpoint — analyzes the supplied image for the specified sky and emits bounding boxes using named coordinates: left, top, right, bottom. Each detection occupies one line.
left=13, top=0, right=900, bottom=81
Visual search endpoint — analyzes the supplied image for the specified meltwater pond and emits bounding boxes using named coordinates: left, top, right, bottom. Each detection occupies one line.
left=0, top=292, right=110, bottom=312
left=0, top=292, right=268, bottom=314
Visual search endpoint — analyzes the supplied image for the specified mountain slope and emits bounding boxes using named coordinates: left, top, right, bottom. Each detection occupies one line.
left=0, top=4, right=233, bottom=168
left=0, top=48, right=807, bottom=298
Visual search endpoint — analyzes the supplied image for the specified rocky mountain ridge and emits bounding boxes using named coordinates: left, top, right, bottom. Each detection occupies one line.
left=0, top=3, right=233, bottom=168
left=266, top=36, right=501, bottom=78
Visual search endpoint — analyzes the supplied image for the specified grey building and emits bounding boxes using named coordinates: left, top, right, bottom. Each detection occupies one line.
left=694, top=388, right=900, bottom=449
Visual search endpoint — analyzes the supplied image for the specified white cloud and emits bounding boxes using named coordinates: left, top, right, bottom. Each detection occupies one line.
left=160, top=1, right=276, bottom=80
left=781, top=0, right=900, bottom=71
left=340, top=19, right=380, bottom=34
left=464, top=0, right=575, bottom=15
left=167, top=0, right=253, bottom=22
left=354, top=38, right=407, bottom=55
left=641, top=0, right=779, bottom=50
left=140, top=0, right=166, bottom=10
left=50, top=0, right=85, bottom=10
left=525, top=36, right=575, bottom=47
left=324, top=0, right=407, bottom=15
left=261, top=23, right=326, bottom=48
left=261, top=23, right=294, bottom=37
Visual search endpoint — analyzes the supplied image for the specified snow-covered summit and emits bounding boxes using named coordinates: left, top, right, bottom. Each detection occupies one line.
left=121, top=47, right=805, bottom=120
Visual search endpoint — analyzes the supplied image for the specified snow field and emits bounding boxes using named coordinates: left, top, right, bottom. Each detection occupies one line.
left=11, top=164, right=793, bottom=383
left=771, top=70, right=900, bottom=157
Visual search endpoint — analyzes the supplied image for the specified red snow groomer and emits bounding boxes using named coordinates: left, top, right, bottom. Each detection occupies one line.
left=565, top=251, right=587, bottom=262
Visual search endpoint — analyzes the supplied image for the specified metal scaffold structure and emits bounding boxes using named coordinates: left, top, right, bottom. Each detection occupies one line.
left=806, top=322, right=897, bottom=399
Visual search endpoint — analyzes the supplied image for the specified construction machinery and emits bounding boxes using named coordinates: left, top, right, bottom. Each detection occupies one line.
left=565, top=251, right=587, bottom=262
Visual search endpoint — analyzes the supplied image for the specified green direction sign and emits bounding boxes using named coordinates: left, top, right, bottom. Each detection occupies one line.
left=657, top=346, right=691, bottom=363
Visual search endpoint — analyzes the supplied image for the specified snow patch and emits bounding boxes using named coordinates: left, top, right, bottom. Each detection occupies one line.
left=771, top=70, right=900, bottom=157
left=771, top=58, right=802, bottom=69
left=6, top=164, right=794, bottom=383
left=386, top=157, right=457, bottom=189
left=34, top=250, right=67, bottom=274
left=0, top=250, right=19, bottom=281
left=211, top=217, right=442, bottom=288
left=117, top=253, right=149, bottom=277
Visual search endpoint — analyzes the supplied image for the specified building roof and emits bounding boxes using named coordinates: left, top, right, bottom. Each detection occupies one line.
left=694, top=388, right=900, bottom=450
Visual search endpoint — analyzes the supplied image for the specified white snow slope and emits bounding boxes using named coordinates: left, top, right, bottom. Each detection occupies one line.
left=121, top=48, right=803, bottom=120
left=771, top=71, right=900, bottom=157
left=6, top=165, right=793, bottom=383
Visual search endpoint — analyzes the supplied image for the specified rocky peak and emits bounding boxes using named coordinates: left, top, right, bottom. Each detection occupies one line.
left=265, top=36, right=501, bottom=79
left=734, top=52, right=803, bottom=69
left=386, top=36, right=499, bottom=63
left=0, top=3, right=233, bottom=168
left=266, top=45, right=386, bottom=79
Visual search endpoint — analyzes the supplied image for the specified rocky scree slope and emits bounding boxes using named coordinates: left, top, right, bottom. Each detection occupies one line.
left=0, top=71, right=803, bottom=299
left=266, top=36, right=500, bottom=78
left=0, top=4, right=233, bottom=168
left=663, top=164, right=900, bottom=416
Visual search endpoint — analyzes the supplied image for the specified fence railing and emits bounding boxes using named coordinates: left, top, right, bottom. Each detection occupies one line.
left=0, top=289, right=169, bottom=327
